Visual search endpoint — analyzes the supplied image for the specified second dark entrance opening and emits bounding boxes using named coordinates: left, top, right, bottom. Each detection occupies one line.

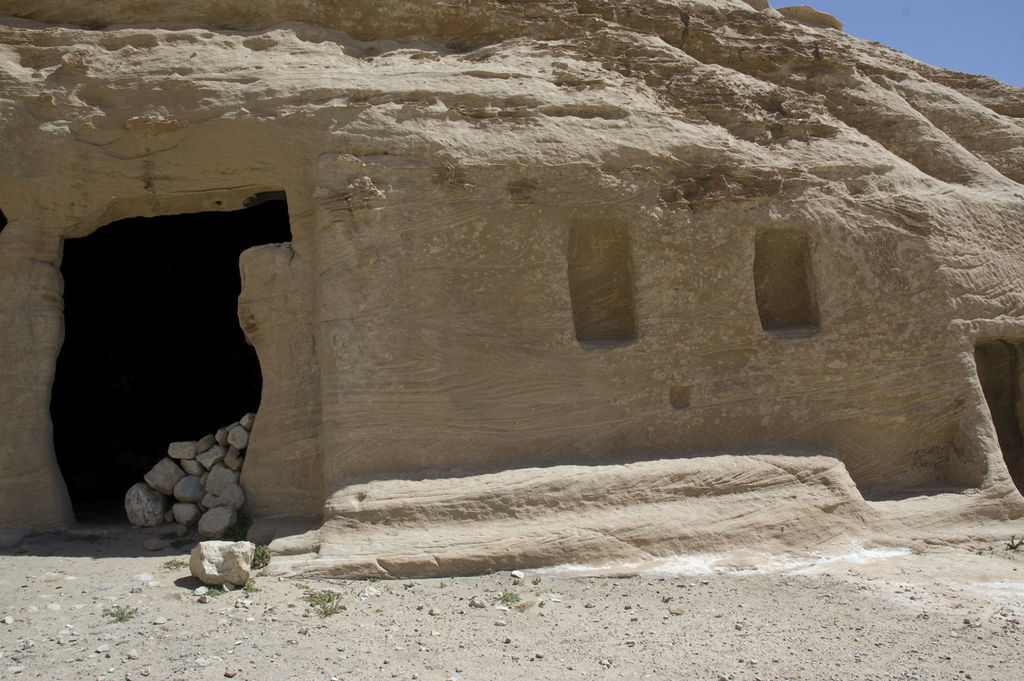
left=975, top=340, right=1024, bottom=494
left=51, top=196, right=292, bottom=522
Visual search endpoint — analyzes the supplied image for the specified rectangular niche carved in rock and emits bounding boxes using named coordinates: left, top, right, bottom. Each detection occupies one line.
left=753, top=229, right=819, bottom=336
left=974, top=340, right=1024, bottom=493
left=567, top=219, right=637, bottom=344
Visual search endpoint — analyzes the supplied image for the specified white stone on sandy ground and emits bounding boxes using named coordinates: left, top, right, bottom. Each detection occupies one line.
left=189, top=540, right=254, bottom=585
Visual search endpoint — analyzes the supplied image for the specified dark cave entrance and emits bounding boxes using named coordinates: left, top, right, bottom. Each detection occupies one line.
left=50, top=196, right=291, bottom=522
left=975, top=340, right=1024, bottom=494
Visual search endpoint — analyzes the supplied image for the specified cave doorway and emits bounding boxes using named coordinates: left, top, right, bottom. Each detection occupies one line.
left=50, top=196, right=291, bottom=522
left=975, top=340, right=1024, bottom=494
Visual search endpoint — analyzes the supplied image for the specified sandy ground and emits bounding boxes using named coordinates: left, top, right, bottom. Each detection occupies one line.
left=2, top=526, right=1024, bottom=681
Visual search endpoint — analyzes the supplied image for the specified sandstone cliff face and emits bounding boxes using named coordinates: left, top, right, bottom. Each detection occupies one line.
left=1, top=1, right=1023, bottom=575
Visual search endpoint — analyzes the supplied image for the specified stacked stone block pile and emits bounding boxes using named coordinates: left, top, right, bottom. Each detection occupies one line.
left=124, top=413, right=255, bottom=537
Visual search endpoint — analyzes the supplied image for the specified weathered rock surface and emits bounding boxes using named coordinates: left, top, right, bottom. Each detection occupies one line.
left=172, top=502, right=202, bottom=526
left=211, top=483, right=246, bottom=510
left=198, top=506, right=237, bottom=539
left=225, top=426, right=250, bottom=451
left=142, top=459, right=185, bottom=496
left=143, top=537, right=170, bottom=551
left=224, top=447, right=244, bottom=471
left=121, top=412, right=253, bottom=535
left=205, top=464, right=239, bottom=497
left=189, top=540, right=254, bottom=586
left=180, top=458, right=205, bottom=477
left=0, top=0, right=1023, bottom=576
left=172, top=475, right=205, bottom=504
left=215, top=426, right=234, bottom=447
left=124, top=483, right=167, bottom=527
left=195, top=434, right=216, bottom=455
left=167, top=442, right=196, bottom=460
left=777, top=5, right=842, bottom=30
left=196, top=445, right=227, bottom=471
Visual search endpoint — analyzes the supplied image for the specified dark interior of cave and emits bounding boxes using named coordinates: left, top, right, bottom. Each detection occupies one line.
left=975, top=339, right=1024, bottom=494
left=50, top=196, right=291, bottom=521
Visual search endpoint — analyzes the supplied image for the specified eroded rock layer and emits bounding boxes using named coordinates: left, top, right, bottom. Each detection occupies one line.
left=1, top=0, right=1023, bottom=574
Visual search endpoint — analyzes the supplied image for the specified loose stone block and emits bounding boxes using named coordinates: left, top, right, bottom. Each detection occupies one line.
left=189, top=540, right=254, bottom=585
left=143, top=457, right=185, bottom=495
left=205, top=463, right=240, bottom=496
left=125, top=482, right=168, bottom=527
left=167, top=441, right=197, bottom=460
left=216, top=423, right=239, bottom=447
left=224, top=446, right=243, bottom=471
left=197, top=506, right=237, bottom=539
left=181, top=458, right=204, bottom=476
left=172, top=502, right=202, bottom=526
left=173, top=475, right=205, bottom=503
left=195, top=434, right=217, bottom=454
left=196, top=444, right=227, bottom=470
left=144, top=538, right=170, bottom=551
left=240, top=412, right=256, bottom=429
left=212, top=483, right=245, bottom=510
left=226, top=425, right=250, bottom=450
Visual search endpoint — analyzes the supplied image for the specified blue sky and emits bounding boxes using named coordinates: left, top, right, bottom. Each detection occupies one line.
left=788, top=1, right=1024, bottom=86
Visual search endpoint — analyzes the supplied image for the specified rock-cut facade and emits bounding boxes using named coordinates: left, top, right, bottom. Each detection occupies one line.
left=1, top=0, right=1023, bottom=576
